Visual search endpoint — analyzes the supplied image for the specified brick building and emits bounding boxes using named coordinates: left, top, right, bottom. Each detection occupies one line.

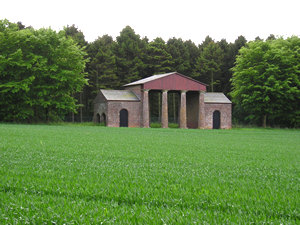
left=93, top=72, right=231, bottom=129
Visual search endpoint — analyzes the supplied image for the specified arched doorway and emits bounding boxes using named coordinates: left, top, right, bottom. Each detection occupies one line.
left=119, top=109, right=128, bottom=127
left=213, top=110, right=221, bottom=129
left=101, top=113, right=106, bottom=126
left=96, top=114, right=101, bottom=123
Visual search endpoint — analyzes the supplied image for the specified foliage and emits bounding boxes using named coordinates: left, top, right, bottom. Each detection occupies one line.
left=2, top=19, right=294, bottom=127
left=114, top=26, right=147, bottom=84
left=0, top=20, right=88, bottom=122
left=87, top=35, right=118, bottom=90
left=0, top=124, right=299, bottom=223
left=146, top=37, right=173, bottom=75
left=231, top=37, right=300, bottom=127
left=194, top=38, right=224, bottom=92
left=166, top=38, right=191, bottom=74
left=64, top=24, right=87, bottom=47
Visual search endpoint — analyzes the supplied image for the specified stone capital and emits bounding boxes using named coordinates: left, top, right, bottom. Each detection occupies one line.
left=181, top=90, right=187, bottom=93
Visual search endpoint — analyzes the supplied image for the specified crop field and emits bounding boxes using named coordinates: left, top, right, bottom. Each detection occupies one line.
left=0, top=124, right=299, bottom=224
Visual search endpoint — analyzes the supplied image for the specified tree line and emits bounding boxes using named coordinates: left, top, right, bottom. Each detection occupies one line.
left=66, top=25, right=249, bottom=123
left=1, top=20, right=299, bottom=127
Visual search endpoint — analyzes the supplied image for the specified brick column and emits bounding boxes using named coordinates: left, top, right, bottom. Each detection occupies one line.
left=179, top=90, right=187, bottom=129
left=142, top=89, right=150, bottom=128
left=198, top=91, right=205, bottom=129
left=161, top=90, right=168, bottom=128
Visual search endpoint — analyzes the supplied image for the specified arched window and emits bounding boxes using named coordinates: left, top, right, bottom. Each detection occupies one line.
left=119, top=109, right=128, bottom=127
left=213, top=110, right=221, bottom=129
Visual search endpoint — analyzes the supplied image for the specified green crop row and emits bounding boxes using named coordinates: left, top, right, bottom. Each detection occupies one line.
left=0, top=124, right=299, bottom=224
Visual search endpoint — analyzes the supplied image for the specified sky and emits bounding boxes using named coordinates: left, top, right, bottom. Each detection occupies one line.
left=1, top=0, right=299, bottom=44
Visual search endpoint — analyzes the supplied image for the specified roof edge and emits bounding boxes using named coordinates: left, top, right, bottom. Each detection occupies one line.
left=123, top=72, right=208, bottom=87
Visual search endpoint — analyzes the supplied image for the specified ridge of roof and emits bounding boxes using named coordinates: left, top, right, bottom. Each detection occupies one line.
left=123, top=72, right=175, bottom=86
left=123, top=72, right=208, bottom=87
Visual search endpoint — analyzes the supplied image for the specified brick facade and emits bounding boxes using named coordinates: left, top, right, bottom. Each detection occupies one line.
left=203, top=103, right=232, bottom=129
left=106, top=101, right=142, bottom=127
left=93, top=72, right=232, bottom=129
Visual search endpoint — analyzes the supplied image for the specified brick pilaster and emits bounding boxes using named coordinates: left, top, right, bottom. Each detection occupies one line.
left=198, top=91, right=205, bottom=129
left=142, top=89, right=150, bottom=128
left=179, top=90, right=187, bottom=129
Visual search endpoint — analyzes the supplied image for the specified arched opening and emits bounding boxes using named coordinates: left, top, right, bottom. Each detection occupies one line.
left=101, top=113, right=106, bottom=126
left=149, top=90, right=180, bottom=128
left=119, top=109, right=128, bottom=127
left=96, top=113, right=101, bottom=123
left=213, top=110, right=221, bottom=129
left=186, top=91, right=199, bottom=129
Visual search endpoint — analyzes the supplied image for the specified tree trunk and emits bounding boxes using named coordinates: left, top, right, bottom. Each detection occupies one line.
left=211, top=71, right=214, bottom=92
left=263, top=115, right=267, bottom=128
left=80, top=92, right=83, bottom=123
left=45, top=107, right=49, bottom=123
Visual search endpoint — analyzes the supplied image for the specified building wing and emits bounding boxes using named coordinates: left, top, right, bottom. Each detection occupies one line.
left=100, top=90, right=140, bottom=101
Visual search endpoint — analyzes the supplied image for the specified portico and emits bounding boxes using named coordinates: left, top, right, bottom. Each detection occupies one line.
left=93, top=72, right=232, bottom=129
left=124, top=72, right=208, bottom=128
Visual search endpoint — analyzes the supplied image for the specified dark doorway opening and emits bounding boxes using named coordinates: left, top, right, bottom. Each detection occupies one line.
left=186, top=91, right=199, bottom=129
left=213, top=110, right=221, bottom=129
left=97, top=113, right=101, bottom=123
left=101, top=113, right=106, bottom=126
left=120, top=109, right=128, bottom=127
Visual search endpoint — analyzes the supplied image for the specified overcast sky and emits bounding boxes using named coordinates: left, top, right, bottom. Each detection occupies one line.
left=1, top=0, right=299, bottom=44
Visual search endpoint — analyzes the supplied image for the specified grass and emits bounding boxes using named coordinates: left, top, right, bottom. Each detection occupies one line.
left=0, top=124, right=299, bottom=224
left=150, top=122, right=179, bottom=128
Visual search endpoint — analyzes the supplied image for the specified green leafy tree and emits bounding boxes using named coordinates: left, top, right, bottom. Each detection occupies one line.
left=0, top=20, right=87, bottom=122
left=231, top=37, right=300, bottom=127
left=64, top=24, right=89, bottom=122
left=64, top=24, right=87, bottom=47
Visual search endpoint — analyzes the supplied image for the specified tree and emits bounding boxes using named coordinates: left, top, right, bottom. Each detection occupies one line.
left=64, top=24, right=87, bottom=47
left=193, top=39, right=224, bottom=92
left=218, top=36, right=247, bottom=94
left=87, top=35, right=118, bottom=90
left=0, top=20, right=87, bottom=122
left=184, top=40, right=200, bottom=76
left=114, top=26, right=146, bottom=84
left=146, top=37, right=173, bottom=75
left=166, top=38, right=190, bottom=74
left=231, top=37, right=300, bottom=127
left=64, top=24, right=88, bottom=122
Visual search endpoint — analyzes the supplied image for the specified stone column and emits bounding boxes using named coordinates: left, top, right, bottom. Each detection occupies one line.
left=142, top=89, right=150, bottom=128
left=198, top=91, right=205, bottom=129
left=179, top=90, right=187, bottom=129
left=161, top=90, right=168, bottom=128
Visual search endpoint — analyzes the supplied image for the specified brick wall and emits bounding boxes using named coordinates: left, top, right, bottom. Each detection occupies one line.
left=107, top=101, right=142, bottom=127
left=204, top=103, right=232, bottom=129
left=124, top=85, right=142, bottom=100
left=93, top=92, right=107, bottom=123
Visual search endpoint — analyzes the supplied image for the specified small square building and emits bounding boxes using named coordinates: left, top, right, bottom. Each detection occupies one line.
left=93, top=72, right=231, bottom=129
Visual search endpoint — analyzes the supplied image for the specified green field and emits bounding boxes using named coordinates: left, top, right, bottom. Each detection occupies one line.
left=0, top=124, right=299, bottom=224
